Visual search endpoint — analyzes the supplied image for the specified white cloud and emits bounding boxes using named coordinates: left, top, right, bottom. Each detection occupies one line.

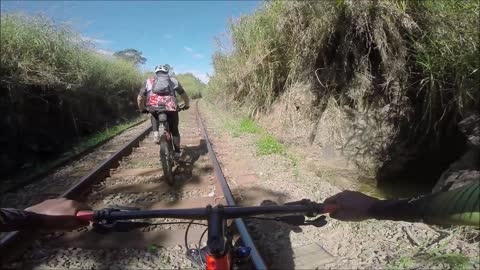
left=189, top=71, right=210, bottom=84
left=94, top=48, right=114, bottom=56
left=195, top=73, right=210, bottom=84
left=183, top=46, right=206, bottom=60
left=80, top=35, right=110, bottom=45
left=164, top=34, right=173, bottom=40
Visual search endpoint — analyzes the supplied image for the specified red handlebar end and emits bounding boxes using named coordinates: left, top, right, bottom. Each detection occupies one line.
left=76, top=210, right=94, bottom=222
left=323, top=204, right=338, bottom=214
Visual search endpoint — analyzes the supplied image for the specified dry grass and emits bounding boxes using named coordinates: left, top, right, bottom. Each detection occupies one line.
left=207, top=0, right=479, bottom=175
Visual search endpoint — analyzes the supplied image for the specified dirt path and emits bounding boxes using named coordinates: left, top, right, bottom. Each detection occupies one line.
left=199, top=101, right=480, bottom=269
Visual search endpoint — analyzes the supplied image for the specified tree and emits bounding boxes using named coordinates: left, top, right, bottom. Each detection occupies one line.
left=113, top=49, right=147, bottom=65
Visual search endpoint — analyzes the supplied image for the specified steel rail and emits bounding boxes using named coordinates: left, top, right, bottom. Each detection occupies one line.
left=196, top=103, right=268, bottom=270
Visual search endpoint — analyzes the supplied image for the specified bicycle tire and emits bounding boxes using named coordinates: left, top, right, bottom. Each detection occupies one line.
left=160, top=135, right=174, bottom=185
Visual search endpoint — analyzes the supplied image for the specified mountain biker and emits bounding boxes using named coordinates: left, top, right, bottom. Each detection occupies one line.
left=325, top=181, right=479, bottom=227
left=137, top=64, right=190, bottom=159
left=1, top=198, right=89, bottom=232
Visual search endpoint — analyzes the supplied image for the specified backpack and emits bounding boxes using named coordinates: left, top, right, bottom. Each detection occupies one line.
left=151, top=74, right=173, bottom=96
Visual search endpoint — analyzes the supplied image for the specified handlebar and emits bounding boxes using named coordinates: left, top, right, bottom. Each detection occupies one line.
left=76, top=200, right=338, bottom=223
left=176, top=104, right=189, bottom=111
left=140, top=104, right=189, bottom=114
left=77, top=200, right=338, bottom=259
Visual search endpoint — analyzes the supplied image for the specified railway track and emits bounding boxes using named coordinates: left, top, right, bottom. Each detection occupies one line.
left=1, top=105, right=266, bottom=269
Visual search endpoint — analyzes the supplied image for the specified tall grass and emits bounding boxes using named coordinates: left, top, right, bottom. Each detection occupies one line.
left=406, top=0, right=480, bottom=140
left=0, top=13, right=144, bottom=177
left=1, top=13, right=143, bottom=91
left=207, top=0, right=479, bottom=178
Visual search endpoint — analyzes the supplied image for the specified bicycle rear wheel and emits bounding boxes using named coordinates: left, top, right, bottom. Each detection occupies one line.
left=160, top=135, right=174, bottom=185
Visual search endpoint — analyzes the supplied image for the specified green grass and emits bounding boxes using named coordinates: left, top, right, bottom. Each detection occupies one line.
left=224, top=117, right=262, bottom=137
left=220, top=112, right=287, bottom=157
left=70, top=119, right=144, bottom=155
left=208, top=102, right=291, bottom=159
left=238, top=118, right=262, bottom=134
left=386, top=231, right=475, bottom=270
left=433, top=253, right=472, bottom=270
left=1, top=13, right=143, bottom=90
left=148, top=244, right=158, bottom=253
left=390, top=256, right=414, bottom=270
left=256, top=135, right=285, bottom=156
left=427, top=243, right=472, bottom=270
left=1, top=13, right=146, bottom=178
left=388, top=252, right=473, bottom=270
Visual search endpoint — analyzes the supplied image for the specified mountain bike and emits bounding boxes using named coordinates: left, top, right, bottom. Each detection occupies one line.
left=158, top=104, right=187, bottom=186
left=144, top=104, right=187, bottom=186
left=76, top=200, right=337, bottom=270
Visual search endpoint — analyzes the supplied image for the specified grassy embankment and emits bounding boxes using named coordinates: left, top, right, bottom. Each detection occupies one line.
left=206, top=0, right=479, bottom=189
left=176, top=73, right=206, bottom=99
left=1, top=14, right=145, bottom=178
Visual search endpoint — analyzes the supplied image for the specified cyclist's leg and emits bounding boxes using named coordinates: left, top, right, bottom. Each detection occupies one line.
left=150, top=111, right=159, bottom=132
left=167, top=111, right=180, bottom=153
left=150, top=110, right=160, bottom=144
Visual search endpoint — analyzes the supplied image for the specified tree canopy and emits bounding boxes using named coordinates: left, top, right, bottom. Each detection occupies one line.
left=113, top=48, right=147, bottom=65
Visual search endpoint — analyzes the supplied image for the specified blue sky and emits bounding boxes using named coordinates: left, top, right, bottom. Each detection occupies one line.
left=1, top=1, right=262, bottom=82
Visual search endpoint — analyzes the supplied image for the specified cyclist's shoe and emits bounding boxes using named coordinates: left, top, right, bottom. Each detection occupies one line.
left=153, top=132, right=160, bottom=144
left=174, top=151, right=181, bottom=160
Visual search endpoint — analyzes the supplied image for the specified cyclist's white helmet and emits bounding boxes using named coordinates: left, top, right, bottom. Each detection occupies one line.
left=154, top=64, right=169, bottom=74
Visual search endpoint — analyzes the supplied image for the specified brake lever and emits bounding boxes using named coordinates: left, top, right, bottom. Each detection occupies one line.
left=304, top=216, right=327, bottom=227
left=284, top=199, right=337, bottom=216
left=93, top=221, right=151, bottom=233
left=274, top=215, right=327, bottom=227
left=275, top=215, right=306, bottom=226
